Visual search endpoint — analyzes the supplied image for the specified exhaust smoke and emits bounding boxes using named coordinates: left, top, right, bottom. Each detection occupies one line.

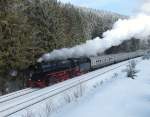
left=38, top=1, right=150, bottom=62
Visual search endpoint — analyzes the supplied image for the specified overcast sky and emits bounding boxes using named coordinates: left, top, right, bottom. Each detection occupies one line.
left=58, top=0, right=138, bottom=16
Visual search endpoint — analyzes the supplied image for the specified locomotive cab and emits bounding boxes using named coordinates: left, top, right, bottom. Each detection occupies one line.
left=27, top=63, right=46, bottom=87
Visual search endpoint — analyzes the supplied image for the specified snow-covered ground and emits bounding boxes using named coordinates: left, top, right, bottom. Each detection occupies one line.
left=51, top=59, right=150, bottom=117
left=7, top=58, right=130, bottom=117
left=2, top=57, right=150, bottom=117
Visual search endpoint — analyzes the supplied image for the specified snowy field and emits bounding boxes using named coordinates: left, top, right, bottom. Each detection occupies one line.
left=51, top=58, right=150, bottom=117
left=2, top=57, right=150, bottom=117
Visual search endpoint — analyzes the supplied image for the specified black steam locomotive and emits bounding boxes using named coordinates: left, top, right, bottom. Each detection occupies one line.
left=27, top=58, right=91, bottom=87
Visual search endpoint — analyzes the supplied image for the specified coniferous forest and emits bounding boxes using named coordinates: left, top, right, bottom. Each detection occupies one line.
left=0, top=0, right=146, bottom=94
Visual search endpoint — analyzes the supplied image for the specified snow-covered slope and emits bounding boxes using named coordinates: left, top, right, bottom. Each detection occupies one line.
left=3, top=58, right=131, bottom=117
left=1, top=57, right=148, bottom=117
left=53, top=59, right=150, bottom=117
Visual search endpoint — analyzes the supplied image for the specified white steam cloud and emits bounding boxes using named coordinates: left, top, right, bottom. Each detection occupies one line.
left=138, top=0, right=150, bottom=14
left=38, top=1, right=150, bottom=62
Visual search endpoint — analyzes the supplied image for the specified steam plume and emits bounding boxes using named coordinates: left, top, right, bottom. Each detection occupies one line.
left=38, top=1, right=150, bottom=62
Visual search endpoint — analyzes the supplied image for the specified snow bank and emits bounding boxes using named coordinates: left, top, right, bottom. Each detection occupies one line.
left=51, top=59, right=150, bottom=117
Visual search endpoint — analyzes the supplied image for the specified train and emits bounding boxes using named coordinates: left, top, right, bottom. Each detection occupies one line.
left=27, top=50, right=145, bottom=88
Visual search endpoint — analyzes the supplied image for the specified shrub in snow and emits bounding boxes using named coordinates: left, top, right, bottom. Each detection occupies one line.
left=45, top=101, right=55, bottom=117
left=142, top=51, right=150, bottom=60
left=125, top=60, right=138, bottom=79
left=93, top=81, right=103, bottom=88
left=22, top=110, right=35, bottom=117
left=73, top=84, right=84, bottom=99
left=112, top=73, right=119, bottom=79
left=64, top=93, right=72, bottom=103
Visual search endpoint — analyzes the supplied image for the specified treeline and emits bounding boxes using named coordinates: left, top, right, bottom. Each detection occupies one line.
left=0, top=0, right=125, bottom=94
left=105, top=38, right=150, bottom=54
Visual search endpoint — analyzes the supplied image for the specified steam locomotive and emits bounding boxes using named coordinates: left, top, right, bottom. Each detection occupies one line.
left=27, top=50, right=145, bottom=88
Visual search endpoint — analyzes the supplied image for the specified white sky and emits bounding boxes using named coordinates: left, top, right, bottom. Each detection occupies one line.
left=59, top=0, right=138, bottom=15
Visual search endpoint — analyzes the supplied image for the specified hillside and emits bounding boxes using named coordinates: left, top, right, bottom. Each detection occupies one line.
left=0, top=0, right=125, bottom=94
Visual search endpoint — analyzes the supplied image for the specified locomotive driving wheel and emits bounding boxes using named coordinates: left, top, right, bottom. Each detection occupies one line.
left=46, top=77, right=59, bottom=86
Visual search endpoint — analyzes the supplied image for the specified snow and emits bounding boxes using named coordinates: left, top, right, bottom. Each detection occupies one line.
left=7, top=59, right=130, bottom=117
left=51, top=59, right=150, bottom=117
left=1, top=57, right=150, bottom=117
left=0, top=88, right=37, bottom=103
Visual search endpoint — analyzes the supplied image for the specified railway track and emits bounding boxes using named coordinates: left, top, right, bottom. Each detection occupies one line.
left=0, top=58, right=140, bottom=117
left=0, top=88, right=39, bottom=104
left=0, top=88, right=30, bottom=100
